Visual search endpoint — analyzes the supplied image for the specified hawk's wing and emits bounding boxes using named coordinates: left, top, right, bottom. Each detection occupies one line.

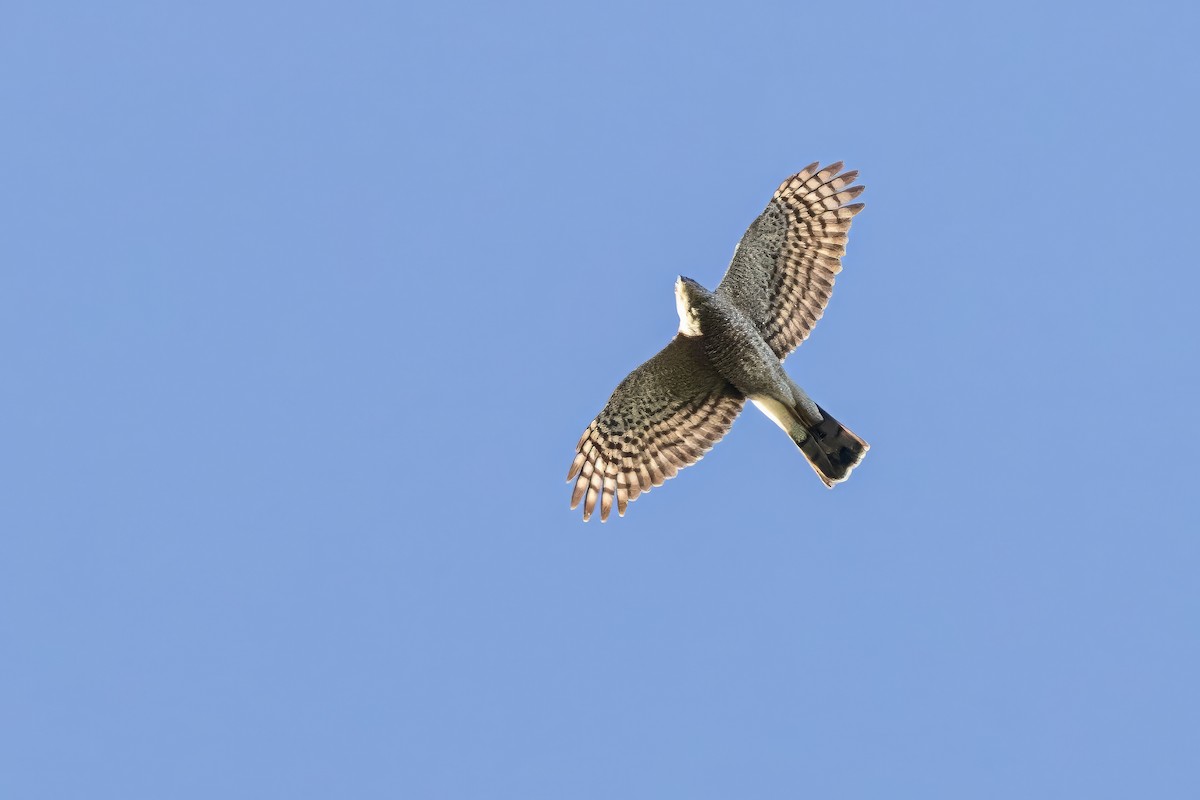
left=567, top=335, right=744, bottom=522
left=716, top=162, right=865, bottom=360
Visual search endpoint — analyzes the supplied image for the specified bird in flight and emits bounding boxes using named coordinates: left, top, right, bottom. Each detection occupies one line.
left=567, top=162, right=869, bottom=522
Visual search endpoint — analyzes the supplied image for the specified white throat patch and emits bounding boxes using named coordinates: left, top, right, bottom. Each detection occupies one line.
left=675, top=283, right=702, bottom=336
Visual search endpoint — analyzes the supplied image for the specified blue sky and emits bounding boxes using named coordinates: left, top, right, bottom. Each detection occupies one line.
left=2, top=1, right=1198, bottom=797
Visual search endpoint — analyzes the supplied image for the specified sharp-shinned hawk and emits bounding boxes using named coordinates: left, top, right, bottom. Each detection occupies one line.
left=567, top=162, right=869, bottom=521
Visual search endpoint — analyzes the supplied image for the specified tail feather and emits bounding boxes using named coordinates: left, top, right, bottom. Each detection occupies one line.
left=791, top=404, right=868, bottom=487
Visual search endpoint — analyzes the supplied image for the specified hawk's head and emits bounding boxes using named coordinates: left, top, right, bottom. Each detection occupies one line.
left=675, top=276, right=705, bottom=337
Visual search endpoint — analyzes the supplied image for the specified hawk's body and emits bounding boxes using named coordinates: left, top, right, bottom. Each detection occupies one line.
left=568, top=162, right=869, bottom=521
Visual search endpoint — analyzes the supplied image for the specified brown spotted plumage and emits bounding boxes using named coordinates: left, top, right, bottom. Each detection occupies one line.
left=567, top=336, right=744, bottom=522
left=568, top=163, right=869, bottom=522
left=718, top=162, right=865, bottom=359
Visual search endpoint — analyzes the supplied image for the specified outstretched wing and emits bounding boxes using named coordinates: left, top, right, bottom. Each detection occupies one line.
left=717, top=162, right=865, bottom=360
left=567, top=335, right=744, bottom=522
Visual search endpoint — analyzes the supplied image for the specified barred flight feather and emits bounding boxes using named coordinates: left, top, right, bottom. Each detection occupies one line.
left=567, top=336, right=744, bottom=521
left=719, top=162, right=866, bottom=360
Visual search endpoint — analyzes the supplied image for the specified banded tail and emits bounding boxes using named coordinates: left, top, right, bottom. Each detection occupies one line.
left=791, top=404, right=868, bottom=487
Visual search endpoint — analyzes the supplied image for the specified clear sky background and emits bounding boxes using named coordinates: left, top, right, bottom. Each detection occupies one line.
left=2, top=1, right=1198, bottom=797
